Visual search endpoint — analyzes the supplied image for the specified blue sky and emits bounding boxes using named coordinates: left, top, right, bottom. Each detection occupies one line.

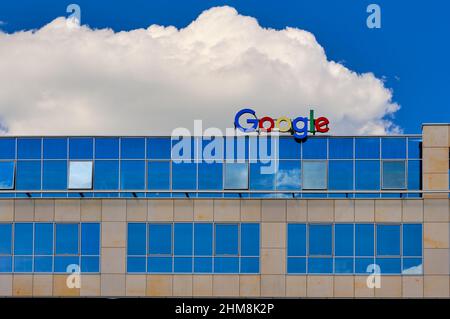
left=0, top=0, right=449, bottom=134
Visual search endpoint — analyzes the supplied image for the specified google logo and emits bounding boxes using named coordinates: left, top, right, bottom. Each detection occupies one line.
left=234, top=108, right=330, bottom=139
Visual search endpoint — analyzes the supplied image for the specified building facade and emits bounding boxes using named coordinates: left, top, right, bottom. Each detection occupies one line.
left=0, top=124, right=449, bottom=298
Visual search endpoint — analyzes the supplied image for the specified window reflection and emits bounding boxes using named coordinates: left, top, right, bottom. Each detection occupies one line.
left=302, top=161, right=327, bottom=190
left=382, top=160, right=406, bottom=189
left=68, top=161, right=93, bottom=189
left=0, top=161, right=15, bottom=190
left=224, top=162, right=248, bottom=190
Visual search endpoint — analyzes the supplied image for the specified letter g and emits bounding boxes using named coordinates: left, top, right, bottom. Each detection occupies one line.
left=235, top=108, right=258, bottom=133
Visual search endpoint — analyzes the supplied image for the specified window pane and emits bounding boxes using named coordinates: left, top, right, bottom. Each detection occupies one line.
left=95, top=138, right=119, bottom=159
left=81, top=256, right=99, bottom=272
left=194, top=223, right=212, bottom=256
left=148, top=256, right=172, bottom=273
left=376, top=258, right=401, bottom=274
left=171, top=137, right=195, bottom=160
left=14, top=256, right=32, bottom=272
left=148, top=224, right=172, bottom=255
left=0, top=161, right=15, bottom=190
left=174, top=257, right=192, bottom=272
left=94, top=160, right=119, bottom=190
left=250, top=161, right=276, bottom=190
left=287, top=224, right=306, bottom=256
left=194, top=257, right=212, bottom=273
left=43, top=160, right=67, bottom=190
left=56, top=224, right=79, bottom=255
left=302, top=161, right=327, bottom=190
left=329, top=160, right=353, bottom=190
left=302, top=138, right=327, bottom=159
left=198, top=162, right=222, bottom=190
left=376, top=224, right=400, bottom=256
left=214, top=257, right=239, bottom=273
left=277, top=160, right=301, bottom=190
left=55, top=256, right=79, bottom=272
left=241, top=257, right=259, bottom=273
left=0, top=138, right=15, bottom=159
left=43, top=138, right=67, bottom=159
left=81, top=223, right=100, bottom=255
left=403, top=258, right=422, bottom=274
left=18, top=138, right=41, bottom=159
left=408, top=160, right=421, bottom=191
left=172, top=162, right=196, bottom=190
left=0, top=256, right=12, bottom=272
left=0, top=224, right=12, bottom=254
left=34, top=256, right=53, bottom=272
left=355, top=160, right=380, bottom=190
left=355, top=138, right=380, bottom=159
left=128, top=223, right=146, bottom=255
left=241, top=224, right=259, bottom=256
left=329, top=138, right=353, bottom=159
left=287, top=257, right=306, bottom=273
left=147, top=161, right=170, bottom=190
left=121, top=138, right=145, bottom=159
left=16, top=160, right=41, bottom=190
left=14, top=223, right=33, bottom=255
left=335, top=224, right=354, bottom=256
left=127, top=257, right=146, bottom=272
left=69, top=138, right=93, bottom=159
left=355, top=224, right=374, bottom=256
left=382, top=161, right=406, bottom=189
left=408, top=138, right=422, bottom=159
left=215, top=224, right=238, bottom=256
left=35, top=223, right=53, bottom=255
left=308, top=257, right=333, bottom=273
left=381, top=138, right=406, bottom=159
left=335, top=257, right=354, bottom=273
left=355, top=258, right=375, bottom=274
left=279, top=138, right=301, bottom=159
left=224, top=162, right=248, bottom=190
left=403, top=224, right=422, bottom=257
left=309, top=224, right=332, bottom=256
left=147, top=138, right=171, bottom=159
left=120, top=160, right=145, bottom=190
left=68, top=161, right=93, bottom=189
left=225, top=137, right=249, bottom=161
left=174, top=223, right=193, bottom=255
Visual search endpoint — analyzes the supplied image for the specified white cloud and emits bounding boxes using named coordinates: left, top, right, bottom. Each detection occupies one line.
left=0, top=6, right=400, bottom=135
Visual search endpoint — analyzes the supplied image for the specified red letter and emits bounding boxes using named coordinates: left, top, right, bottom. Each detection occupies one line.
left=315, top=117, right=330, bottom=133
left=259, top=117, right=275, bottom=132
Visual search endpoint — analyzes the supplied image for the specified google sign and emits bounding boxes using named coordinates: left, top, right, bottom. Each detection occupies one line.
left=234, top=108, right=330, bottom=139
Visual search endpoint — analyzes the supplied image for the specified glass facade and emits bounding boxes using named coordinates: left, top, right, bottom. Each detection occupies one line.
left=0, top=136, right=422, bottom=198
left=287, top=223, right=423, bottom=275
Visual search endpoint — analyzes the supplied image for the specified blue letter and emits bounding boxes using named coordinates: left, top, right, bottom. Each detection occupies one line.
left=234, top=109, right=258, bottom=133
left=292, top=117, right=308, bottom=139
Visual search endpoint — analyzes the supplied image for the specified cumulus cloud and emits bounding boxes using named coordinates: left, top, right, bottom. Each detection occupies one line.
left=0, top=6, right=400, bottom=135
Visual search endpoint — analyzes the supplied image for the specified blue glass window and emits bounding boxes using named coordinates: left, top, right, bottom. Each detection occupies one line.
left=302, top=138, right=327, bottom=159
left=224, top=162, right=248, bottom=190
left=277, top=160, right=301, bottom=190
left=0, top=161, right=15, bottom=190
left=376, top=257, right=401, bottom=274
left=302, top=161, right=327, bottom=190
left=382, top=161, right=406, bottom=189
left=376, top=224, right=400, bottom=256
left=335, top=224, right=354, bottom=256
left=95, top=138, right=119, bottom=159
left=355, top=224, right=374, bottom=256
left=16, top=161, right=41, bottom=190
left=194, top=223, right=213, bottom=256
left=403, top=224, right=422, bottom=257
left=308, top=257, right=333, bottom=274
left=35, top=223, right=53, bottom=255
left=94, top=160, right=119, bottom=190
left=147, top=138, right=171, bottom=160
left=201, top=137, right=224, bottom=161
left=172, top=162, right=196, bottom=190
left=355, top=160, right=380, bottom=190
left=279, top=138, right=301, bottom=159
left=250, top=161, right=276, bottom=190
left=381, top=138, right=406, bottom=159
left=225, top=137, right=249, bottom=160
left=287, top=224, right=306, bottom=256
left=241, top=224, right=259, bottom=256
left=147, top=161, right=170, bottom=190
left=69, top=138, right=93, bottom=159
left=68, top=161, right=93, bottom=189
left=14, top=223, right=33, bottom=255
left=329, top=138, right=353, bottom=159
left=408, top=160, right=421, bottom=192
left=328, top=160, right=353, bottom=190
left=81, top=223, right=100, bottom=255
left=43, top=160, right=67, bottom=190
left=56, top=224, right=79, bottom=255
left=408, top=138, right=422, bottom=159
left=355, top=138, right=380, bottom=159
left=171, top=137, right=195, bottom=160
left=18, top=138, right=41, bottom=159
left=215, top=224, right=238, bottom=255
left=198, top=162, right=222, bottom=190
left=148, top=224, right=172, bottom=255
left=309, top=224, right=332, bottom=256
left=120, top=160, right=145, bottom=190
left=121, top=138, right=145, bottom=159
left=0, top=224, right=12, bottom=254
left=128, top=223, right=147, bottom=256
left=174, top=223, right=193, bottom=255
left=335, top=257, right=354, bottom=274
left=0, top=138, right=15, bottom=159
left=43, top=138, right=67, bottom=159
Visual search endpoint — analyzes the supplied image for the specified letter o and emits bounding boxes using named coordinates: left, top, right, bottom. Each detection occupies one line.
left=275, top=116, right=292, bottom=133
left=258, top=117, right=275, bottom=132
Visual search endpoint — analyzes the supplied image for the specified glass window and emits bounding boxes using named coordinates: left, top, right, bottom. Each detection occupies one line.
left=128, top=223, right=146, bottom=255
left=35, top=223, right=53, bottom=255
left=174, top=223, right=193, bottom=255
left=278, top=138, right=301, bottom=159
left=34, top=256, right=53, bottom=273
left=335, top=224, right=354, bottom=256
left=355, top=138, right=380, bottom=159
left=302, top=161, right=327, bottom=190
left=287, top=257, right=306, bottom=273
left=329, top=138, right=353, bottom=159
left=172, top=162, right=196, bottom=190
left=201, top=137, right=224, bottom=161
left=95, top=138, right=119, bottom=159
left=0, top=138, right=15, bottom=159
left=225, top=137, right=249, bottom=161
left=277, top=160, right=301, bottom=190
left=309, top=224, right=332, bottom=256
left=335, top=257, right=354, bottom=274
left=287, top=224, right=306, bottom=256
left=55, top=224, right=79, bottom=255
left=43, top=160, right=67, bottom=190
left=14, top=223, right=33, bottom=255
left=302, top=138, right=327, bottom=159
left=121, top=138, right=145, bottom=159
left=250, top=161, right=276, bottom=190
left=43, top=138, right=67, bottom=159
left=147, top=161, right=170, bottom=190
left=16, top=160, right=41, bottom=190
left=308, top=257, right=333, bottom=274
left=215, top=224, right=238, bottom=256
left=328, top=160, right=353, bottom=190
left=241, top=224, right=259, bottom=256
left=148, top=224, right=172, bottom=255
left=376, top=257, right=401, bottom=274
left=355, top=224, right=374, bottom=256
left=18, top=138, right=41, bottom=159
left=68, top=161, right=93, bottom=189
left=81, top=223, right=100, bottom=255
left=215, top=257, right=239, bottom=273
left=0, top=161, right=15, bottom=190
left=403, top=258, right=422, bottom=274
left=120, top=160, right=145, bottom=190
left=403, top=224, right=422, bottom=257
left=94, top=160, right=119, bottom=190
left=382, top=161, right=406, bottom=189
left=355, top=160, right=380, bottom=190
left=0, top=224, right=12, bottom=254
left=224, top=162, right=248, bottom=190
left=194, top=223, right=213, bottom=256
left=147, top=138, right=171, bottom=160
left=376, top=224, right=400, bottom=256
left=171, top=137, right=195, bottom=160
left=381, top=138, right=406, bottom=159
left=408, top=138, right=422, bottom=159
left=148, top=256, right=172, bottom=273
left=69, top=138, right=93, bottom=159
left=198, top=162, right=222, bottom=190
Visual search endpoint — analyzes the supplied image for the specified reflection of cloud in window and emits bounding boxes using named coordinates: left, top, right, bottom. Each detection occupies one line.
left=401, top=264, right=422, bottom=275
left=276, top=169, right=300, bottom=188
